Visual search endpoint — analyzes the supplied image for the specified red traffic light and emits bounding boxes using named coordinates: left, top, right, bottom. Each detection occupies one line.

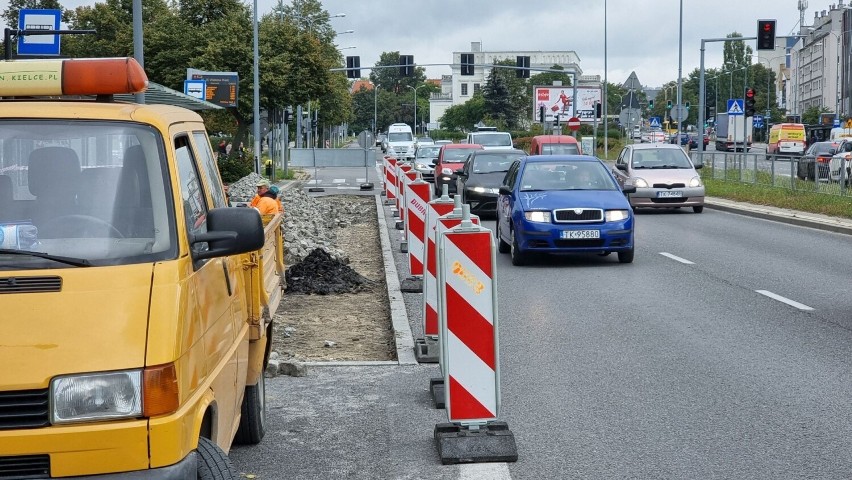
left=745, top=88, right=755, bottom=98
left=762, top=22, right=772, bottom=32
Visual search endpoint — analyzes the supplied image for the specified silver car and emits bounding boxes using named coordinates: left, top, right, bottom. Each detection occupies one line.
left=611, top=143, right=705, bottom=213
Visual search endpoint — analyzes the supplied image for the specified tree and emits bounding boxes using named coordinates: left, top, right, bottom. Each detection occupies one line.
left=723, top=32, right=753, bottom=70
left=802, top=105, right=831, bottom=125
left=482, top=67, right=511, bottom=127
left=440, top=94, right=485, bottom=131
left=369, top=51, right=426, bottom=92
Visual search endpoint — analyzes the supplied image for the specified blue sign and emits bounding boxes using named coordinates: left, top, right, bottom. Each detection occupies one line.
left=834, top=118, right=841, bottom=128
left=649, top=117, right=662, bottom=129
left=183, top=80, right=207, bottom=100
left=753, top=115, right=764, bottom=128
left=17, top=9, right=61, bottom=56
left=727, top=99, right=744, bottom=116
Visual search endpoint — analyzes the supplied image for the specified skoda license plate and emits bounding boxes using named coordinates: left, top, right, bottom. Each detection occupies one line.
left=657, top=190, right=683, bottom=198
left=561, top=230, right=600, bottom=239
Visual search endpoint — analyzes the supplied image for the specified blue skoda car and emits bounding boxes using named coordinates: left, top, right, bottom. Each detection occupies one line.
left=496, top=155, right=637, bottom=265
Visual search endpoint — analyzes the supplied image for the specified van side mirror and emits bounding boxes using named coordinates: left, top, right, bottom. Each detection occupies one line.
left=621, top=185, right=637, bottom=194
left=498, top=185, right=512, bottom=195
left=616, top=163, right=627, bottom=171
left=454, top=168, right=466, bottom=176
left=191, top=207, right=264, bottom=261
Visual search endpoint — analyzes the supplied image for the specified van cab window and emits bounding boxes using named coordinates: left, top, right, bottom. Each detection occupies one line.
left=0, top=120, right=176, bottom=268
left=174, top=136, right=208, bottom=253
left=192, top=132, right=227, bottom=208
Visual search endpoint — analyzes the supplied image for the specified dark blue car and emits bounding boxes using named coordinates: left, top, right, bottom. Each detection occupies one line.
left=496, top=155, right=636, bottom=265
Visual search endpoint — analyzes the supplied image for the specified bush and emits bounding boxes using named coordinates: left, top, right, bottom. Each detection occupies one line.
left=218, top=154, right=253, bottom=184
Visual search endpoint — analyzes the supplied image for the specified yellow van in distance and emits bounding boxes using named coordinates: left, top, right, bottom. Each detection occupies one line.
left=766, top=123, right=806, bottom=158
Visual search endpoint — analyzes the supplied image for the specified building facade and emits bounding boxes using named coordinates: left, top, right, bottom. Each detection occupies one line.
left=428, top=42, right=583, bottom=129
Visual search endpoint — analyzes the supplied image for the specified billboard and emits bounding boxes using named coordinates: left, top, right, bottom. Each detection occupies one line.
left=533, top=86, right=602, bottom=123
left=186, top=68, right=238, bottom=108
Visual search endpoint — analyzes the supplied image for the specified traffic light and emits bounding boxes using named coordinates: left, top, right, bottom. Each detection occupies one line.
left=283, top=107, right=292, bottom=124
left=745, top=88, right=756, bottom=116
left=595, top=101, right=602, bottom=119
left=539, top=105, right=545, bottom=124
left=345, top=56, right=360, bottom=79
left=666, top=100, right=672, bottom=109
left=757, top=19, right=777, bottom=51
left=399, top=55, right=414, bottom=77
left=516, top=56, right=530, bottom=78
left=648, top=99, right=654, bottom=109
left=461, top=53, right=474, bottom=76
left=685, top=101, right=690, bottom=110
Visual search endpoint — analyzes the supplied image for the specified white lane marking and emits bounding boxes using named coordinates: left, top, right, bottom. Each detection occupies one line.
left=332, top=178, right=346, bottom=184
left=356, top=178, right=367, bottom=182
left=458, top=463, right=512, bottom=479
left=659, top=252, right=695, bottom=264
left=756, top=290, right=814, bottom=311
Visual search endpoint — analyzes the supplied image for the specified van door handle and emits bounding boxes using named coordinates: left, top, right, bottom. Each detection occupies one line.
left=222, top=262, right=233, bottom=296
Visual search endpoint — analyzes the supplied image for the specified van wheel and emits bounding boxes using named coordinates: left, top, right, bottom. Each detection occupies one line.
left=196, top=437, right=238, bottom=480
left=693, top=206, right=704, bottom=213
left=234, top=372, right=266, bottom=445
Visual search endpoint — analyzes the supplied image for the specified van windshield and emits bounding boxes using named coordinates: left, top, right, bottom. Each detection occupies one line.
left=388, top=132, right=413, bottom=142
left=472, top=134, right=511, bottom=147
left=0, top=120, right=177, bottom=269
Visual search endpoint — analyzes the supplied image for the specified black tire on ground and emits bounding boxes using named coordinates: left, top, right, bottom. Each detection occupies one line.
left=234, top=372, right=266, bottom=445
left=196, top=437, right=238, bottom=480
left=693, top=205, right=704, bottom=213
left=618, top=248, right=635, bottom=264
left=496, top=228, right=510, bottom=254
left=510, top=228, right=527, bottom=266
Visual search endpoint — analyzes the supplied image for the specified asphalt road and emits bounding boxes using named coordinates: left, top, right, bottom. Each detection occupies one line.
left=233, top=152, right=852, bottom=479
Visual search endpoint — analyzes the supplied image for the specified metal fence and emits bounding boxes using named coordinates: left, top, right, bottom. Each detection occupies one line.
left=288, top=147, right=375, bottom=168
left=690, top=151, right=852, bottom=198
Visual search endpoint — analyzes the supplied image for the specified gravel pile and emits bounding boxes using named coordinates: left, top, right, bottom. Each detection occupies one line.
left=285, top=248, right=373, bottom=295
left=227, top=172, right=266, bottom=203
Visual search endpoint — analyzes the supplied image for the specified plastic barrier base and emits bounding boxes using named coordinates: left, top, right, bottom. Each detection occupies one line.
left=395, top=220, right=404, bottom=230
left=360, top=182, right=374, bottom=190
left=434, top=422, right=518, bottom=465
left=400, top=241, right=408, bottom=253
left=308, top=187, right=325, bottom=193
left=430, top=377, right=445, bottom=409
left=392, top=209, right=399, bottom=217
left=380, top=190, right=386, bottom=196
left=400, top=276, right=423, bottom=293
left=414, top=337, right=439, bottom=363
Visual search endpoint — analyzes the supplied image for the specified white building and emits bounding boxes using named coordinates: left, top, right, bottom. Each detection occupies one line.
left=428, top=42, right=583, bottom=129
left=789, top=3, right=851, bottom=118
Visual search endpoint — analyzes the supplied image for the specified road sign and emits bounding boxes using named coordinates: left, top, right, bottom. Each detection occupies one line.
left=834, top=118, right=841, bottom=128
left=17, top=9, right=61, bottom=56
left=183, top=80, right=206, bottom=100
left=670, top=105, right=688, bottom=121
left=649, top=117, right=662, bottom=129
left=727, top=99, right=744, bottom=116
left=753, top=115, right=764, bottom=129
left=567, top=117, right=581, bottom=131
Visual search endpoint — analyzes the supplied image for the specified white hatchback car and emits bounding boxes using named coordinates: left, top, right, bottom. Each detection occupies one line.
left=611, top=143, right=705, bottom=213
left=828, top=139, right=852, bottom=185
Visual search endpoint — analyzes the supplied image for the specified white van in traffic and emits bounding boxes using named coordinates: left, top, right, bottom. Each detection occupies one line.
left=466, top=131, right=514, bottom=150
left=386, top=123, right=415, bottom=159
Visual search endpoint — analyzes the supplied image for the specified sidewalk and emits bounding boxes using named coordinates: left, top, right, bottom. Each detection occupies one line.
left=705, top=196, right=852, bottom=236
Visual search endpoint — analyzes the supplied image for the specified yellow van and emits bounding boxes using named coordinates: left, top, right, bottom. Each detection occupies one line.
left=767, top=123, right=806, bottom=158
left=0, top=58, right=282, bottom=478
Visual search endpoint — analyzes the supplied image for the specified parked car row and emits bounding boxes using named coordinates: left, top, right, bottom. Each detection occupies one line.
left=795, top=139, right=852, bottom=184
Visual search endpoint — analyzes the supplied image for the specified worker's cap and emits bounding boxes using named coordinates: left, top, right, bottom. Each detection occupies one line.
left=256, top=179, right=271, bottom=187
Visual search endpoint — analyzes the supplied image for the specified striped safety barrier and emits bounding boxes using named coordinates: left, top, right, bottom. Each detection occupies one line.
left=404, top=177, right=432, bottom=276
left=437, top=205, right=499, bottom=425
left=399, top=168, right=419, bottom=229
left=384, top=156, right=398, bottom=204
left=394, top=162, right=413, bottom=215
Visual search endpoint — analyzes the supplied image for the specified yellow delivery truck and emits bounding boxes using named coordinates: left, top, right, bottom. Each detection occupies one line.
left=0, top=57, right=283, bottom=478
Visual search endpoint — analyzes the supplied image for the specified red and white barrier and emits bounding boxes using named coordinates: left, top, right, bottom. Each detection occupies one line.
left=384, top=156, right=398, bottom=204
left=399, top=168, right=418, bottom=228
left=394, top=162, right=413, bottom=216
left=437, top=205, right=500, bottom=424
left=404, top=177, right=432, bottom=276
left=427, top=199, right=479, bottom=340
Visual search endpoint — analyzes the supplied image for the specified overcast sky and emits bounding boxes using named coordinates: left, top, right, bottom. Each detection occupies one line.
left=3, top=1, right=836, bottom=87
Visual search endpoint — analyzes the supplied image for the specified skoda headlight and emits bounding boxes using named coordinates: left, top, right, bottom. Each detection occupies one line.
left=633, top=177, right=649, bottom=188
left=524, top=211, right=551, bottom=223
left=688, top=176, right=703, bottom=188
left=51, top=370, right=142, bottom=424
left=605, top=209, right=630, bottom=222
left=473, top=187, right=486, bottom=193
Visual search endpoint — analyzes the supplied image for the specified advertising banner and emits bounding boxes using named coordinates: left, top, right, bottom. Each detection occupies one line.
left=533, top=86, right=602, bottom=123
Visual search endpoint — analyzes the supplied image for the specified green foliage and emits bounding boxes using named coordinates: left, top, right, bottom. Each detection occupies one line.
left=702, top=177, right=852, bottom=219
left=369, top=51, right=427, bottom=91
left=723, top=32, right=753, bottom=70
left=802, top=106, right=832, bottom=125
left=218, top=154, right=254, bottom=184
left=440, top=94, right=486, bottom=131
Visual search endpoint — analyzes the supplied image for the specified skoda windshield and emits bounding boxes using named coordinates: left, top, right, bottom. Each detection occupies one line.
left=0, top=120, right=177, bottom=269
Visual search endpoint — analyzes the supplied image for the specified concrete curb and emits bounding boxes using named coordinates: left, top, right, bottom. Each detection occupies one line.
left=704, top=198, right=852, bottom=236
left=375, top=195, right=418, bottom=365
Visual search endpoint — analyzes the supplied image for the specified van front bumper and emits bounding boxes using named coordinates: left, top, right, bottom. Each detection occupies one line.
left=65, top=452, right=197, bottom=479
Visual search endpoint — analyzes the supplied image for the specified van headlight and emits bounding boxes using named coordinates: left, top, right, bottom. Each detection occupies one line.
left=632, top=178, right=649, bottom=188
left=51, top=370, right=142, bottom=424
left=688, top=176, right=703, bottom=187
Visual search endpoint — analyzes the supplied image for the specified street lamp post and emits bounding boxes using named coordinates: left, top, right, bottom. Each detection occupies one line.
left=407, top=85, right=425, bottom=136
left=373, top=84, right=378, bottom=137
